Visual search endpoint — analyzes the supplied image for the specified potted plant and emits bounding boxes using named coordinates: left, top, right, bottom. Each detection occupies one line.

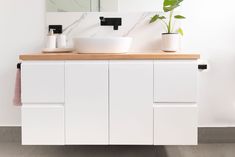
left=150, top=0, right=185, bottom=52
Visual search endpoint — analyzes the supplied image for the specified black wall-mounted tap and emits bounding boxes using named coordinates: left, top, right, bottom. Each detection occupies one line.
left=100, top=17, right=122, bottom=30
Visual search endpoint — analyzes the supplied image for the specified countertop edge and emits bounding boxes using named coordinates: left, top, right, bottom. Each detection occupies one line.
left=19, top=52, right=201, bottom=61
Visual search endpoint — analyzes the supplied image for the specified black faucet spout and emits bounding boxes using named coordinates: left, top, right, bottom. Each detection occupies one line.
left=113, top=25, right=118, bottom=30
left=99, top=16, right=122, bottom=30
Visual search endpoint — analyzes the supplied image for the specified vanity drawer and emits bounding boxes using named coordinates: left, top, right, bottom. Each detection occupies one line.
left=21, top=105, right=64, bottom=145
left=21, top=61, right=65, bottom=104
left=154, top=60, right=197, bottom=103
left=154, top=104, right=198, bottom=145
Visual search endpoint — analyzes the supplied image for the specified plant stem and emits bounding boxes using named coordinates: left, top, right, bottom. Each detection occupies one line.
left=168, top=11, right=173, bottom=33
left=160, top=19, right=169, bottom=32
left=171, top=21, right=176, bottom=33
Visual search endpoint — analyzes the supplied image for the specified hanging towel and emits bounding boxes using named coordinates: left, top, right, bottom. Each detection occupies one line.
left=13, top=63, right=21, bottom=106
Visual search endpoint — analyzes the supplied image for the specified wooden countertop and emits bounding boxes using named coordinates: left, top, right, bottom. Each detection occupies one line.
left=19, top=52, right=200, bottom=60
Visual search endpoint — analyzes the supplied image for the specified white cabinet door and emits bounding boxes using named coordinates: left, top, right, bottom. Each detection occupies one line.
left=21, top=61, right=65, bottom=104
left=109, top=61, right=153, bottom=145
left=154, top=105, right=198, bottom=145
left=22, top=105, right=64, bottom=145
left=154, top=60, right=197, bottom=103
left=65, top=61, right=109, bottom=145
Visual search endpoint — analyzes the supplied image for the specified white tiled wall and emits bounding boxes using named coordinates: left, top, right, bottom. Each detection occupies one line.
left=46, top=12, right=167, bottom=52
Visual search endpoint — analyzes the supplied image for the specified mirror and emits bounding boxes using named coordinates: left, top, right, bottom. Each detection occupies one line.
left=46, top=0, right=161, bottom=12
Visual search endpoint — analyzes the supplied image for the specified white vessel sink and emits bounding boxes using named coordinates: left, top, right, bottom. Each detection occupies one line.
left=74, top=37, right=132, bottom=53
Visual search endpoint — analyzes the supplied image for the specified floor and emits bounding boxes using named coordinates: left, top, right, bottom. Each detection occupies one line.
left=1, top=143, right=235, bottom=157
left=1, top=127, right=235, bottom=157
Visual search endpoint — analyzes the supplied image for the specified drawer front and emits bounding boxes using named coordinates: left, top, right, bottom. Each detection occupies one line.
left=154, top=105, right=198, bottom=145
left=21, top=61, right=65, bottom=104
left=154, top=60, right=197, bottom=103
left=22, top=105, right=64, bottom=145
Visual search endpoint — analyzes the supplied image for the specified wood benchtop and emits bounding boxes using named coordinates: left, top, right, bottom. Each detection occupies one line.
left=19, top=52, right=200, bottom=60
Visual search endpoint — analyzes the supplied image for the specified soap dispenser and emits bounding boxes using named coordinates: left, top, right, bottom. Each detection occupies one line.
left=46, top=29, right=56, bottom=49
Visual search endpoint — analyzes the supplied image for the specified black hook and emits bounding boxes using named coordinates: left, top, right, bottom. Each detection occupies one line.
left=198, top=64, right=207, bottom=70
left=17, top=63, right=21, bottom=70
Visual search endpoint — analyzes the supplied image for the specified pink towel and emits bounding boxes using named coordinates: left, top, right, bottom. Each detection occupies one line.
left=13, top=68, right=22, bottom=106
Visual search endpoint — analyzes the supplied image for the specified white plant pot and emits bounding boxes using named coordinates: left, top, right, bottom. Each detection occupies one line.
left=161, top=33, right=180, bottom=52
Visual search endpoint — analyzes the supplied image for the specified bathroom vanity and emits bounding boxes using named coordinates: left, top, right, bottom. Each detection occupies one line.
left=19, top=52, right=200, bottom=145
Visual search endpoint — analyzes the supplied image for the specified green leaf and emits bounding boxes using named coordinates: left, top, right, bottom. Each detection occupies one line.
left=174, top=15, right=186, bottom=19
left=163, top=4, right=180, bottom=12
left=149, top=15, right=166, bottom=23
left=175, top=15, right=185, bottom=19
left=164, top=0, right=183, bottom=6
left=163, top=0, right=183, bottom=12
left=178, top=28, right=184, bottom=36
left=150, top=15, right=159, bottom=23
left=159, top=16, right=166, bottom=19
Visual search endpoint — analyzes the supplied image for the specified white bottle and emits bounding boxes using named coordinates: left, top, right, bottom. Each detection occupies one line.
left=46, top=29, right=56, bottom=49
left=57, top=34, right=67, bottom=48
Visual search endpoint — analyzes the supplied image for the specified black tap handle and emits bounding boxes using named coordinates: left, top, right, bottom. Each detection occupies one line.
left=100, top=16, right=105, bottom=21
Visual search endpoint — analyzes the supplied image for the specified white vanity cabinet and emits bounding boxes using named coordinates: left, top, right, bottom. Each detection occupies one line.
left=21, top=57, right=198, bottom=146
left=65, top=61, right=109, bottom=145
left=21, top=61, right=65, bottom=145
left=109, top=61, right=153, bottom=145
left=153, top=60, right=198, bottom=145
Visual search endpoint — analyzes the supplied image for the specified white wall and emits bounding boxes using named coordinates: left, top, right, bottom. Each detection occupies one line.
left=1, top=0, right=235, bottom=127
left=100, top=0, right=162, bottom=12
left=182, top=0, right=235, bottom=127
left=118, top=0, right=162, bottom=12
left=100, top=0, right=118, bottom=11
left=0, top=0, right=45, bottom=126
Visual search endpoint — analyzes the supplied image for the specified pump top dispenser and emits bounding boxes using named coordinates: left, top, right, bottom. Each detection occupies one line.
left=46, top=29, right=56, bottom=49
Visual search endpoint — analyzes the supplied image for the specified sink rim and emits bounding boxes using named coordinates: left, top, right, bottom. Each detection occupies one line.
left=73, top=37, right=133, bottom=54
left=74, top=36, right=133, bottom=40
